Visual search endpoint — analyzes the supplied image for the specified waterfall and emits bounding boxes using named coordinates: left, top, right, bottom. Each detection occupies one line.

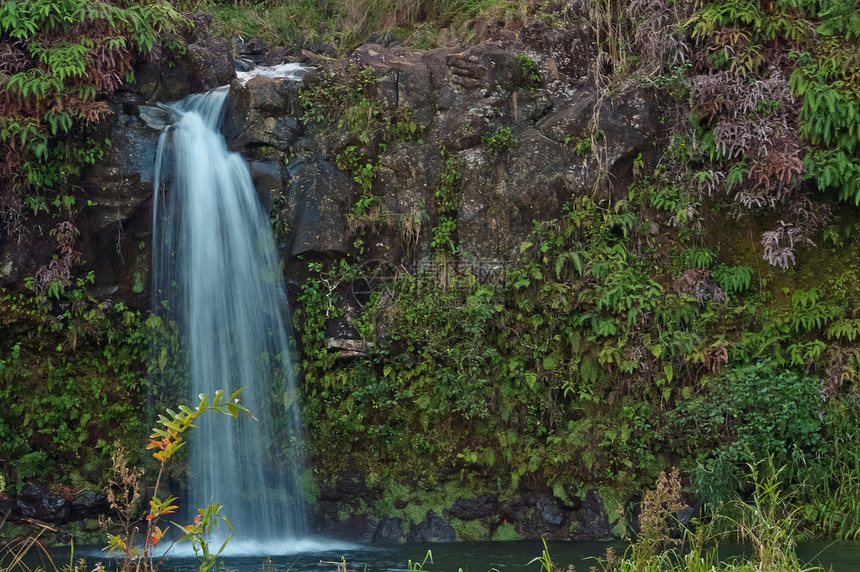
left=151, top=84, right=306, bottom=546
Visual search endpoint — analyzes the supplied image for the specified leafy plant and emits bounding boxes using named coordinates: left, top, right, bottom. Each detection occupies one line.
left=482, top=126, right=518, bottom=159
left=517, top=53, right=541, bottom=91
left=0, top=0, right=184, bottom=225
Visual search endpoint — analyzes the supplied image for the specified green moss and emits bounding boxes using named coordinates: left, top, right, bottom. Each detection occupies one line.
left=378, top=481, right=411, bottom=517
left=491, top=522, right=520, bottom=541
left=599, top=488, right=627, bottom=539
left=452, top=518, right=489, bottom=541
left=403, top=503, right=429, bottom=526
left=298, top=469, right=320, bottom=504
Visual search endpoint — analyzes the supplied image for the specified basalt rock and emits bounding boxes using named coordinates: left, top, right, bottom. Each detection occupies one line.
left=373, top=517, right=404, bottom=543
left=220, top=26, right=663, bottom=273
left=450, top=494, right=500, bottom=520
left=407, top=511, right=457, bottom=543
left=14, top=485, right=71, bottom=524
left=574, top=489, right=613, bottom=541
left=70, top=490, right=109, bottom=521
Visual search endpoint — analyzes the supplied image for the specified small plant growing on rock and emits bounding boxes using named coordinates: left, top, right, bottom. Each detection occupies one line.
left=482, top=126, right=518, bottom=160
left=517, top=54, right=542, bottom=91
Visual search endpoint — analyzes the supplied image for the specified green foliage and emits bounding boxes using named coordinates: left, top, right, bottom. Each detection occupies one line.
left=0, top=0, right=183, bottom=219
left=435, top=146, right=462, bottom=213
left=491, top=521, right=520, bottom=541
left=688, top=0, right=860, bottom=208
left=678, top=363, right=824, bottom=504
left=712, top=264, right=753, bottom=294
left=300, top=65, right=421, bottom=144
left=482, top=126, right=518, bottom=159
left=565, top=129, right=605, bottom=157
left=517, top=53, right=541, bottom=91
left=337, top=145, right=379, bottom=196
left=430, top=146, right=463, bottom=256
left=0, top=288, right=154, bottom=491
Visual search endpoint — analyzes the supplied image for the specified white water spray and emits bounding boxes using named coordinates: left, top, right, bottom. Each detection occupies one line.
left=151, top=83, right=306, bottom=545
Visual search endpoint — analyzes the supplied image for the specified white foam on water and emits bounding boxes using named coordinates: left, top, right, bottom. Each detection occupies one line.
left=236, top=63, right=312, bottom=85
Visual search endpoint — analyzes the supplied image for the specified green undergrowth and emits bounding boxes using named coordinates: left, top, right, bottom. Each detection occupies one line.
left=0, top=283, right=183, bottom=493
left=294, top=164, right=860, bottom=538
left=0, top=0, right=184, bottom=228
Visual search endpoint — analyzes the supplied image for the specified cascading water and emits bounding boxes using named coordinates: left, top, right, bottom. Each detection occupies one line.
left=151, top=77, right=307, bottom=547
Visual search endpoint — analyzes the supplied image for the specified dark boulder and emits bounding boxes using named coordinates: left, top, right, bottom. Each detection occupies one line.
left=450, top=494, right=500, bottom=520
left=284, top=155, right=357, bottom=258
left=15, top=485, right=71, bottom=524
left=71, top=490, right=109, bottom=520
left=407, top=512, right=457, bottom=543
left=373, top=517, right=404, bottom=543
left=0, top=498, right=13, bottom=520
left=537, top=496, right=564, bottom=525
left=574, top=489, right=612, bottom=540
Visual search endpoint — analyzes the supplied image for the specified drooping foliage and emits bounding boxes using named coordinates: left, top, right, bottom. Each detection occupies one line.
left=684, top=0, right=860, bottom=263
left=0, top=0, right=182, bottom=226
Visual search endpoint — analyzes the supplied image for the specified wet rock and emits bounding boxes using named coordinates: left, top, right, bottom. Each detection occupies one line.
left=75, top=107, right=160, bottom=300
left=678, top=492, right=702, bottom=526
left=235, top=58, right=255, bottom=72
left=239, top=38, right=270, bottom=64
left=284, top=155, right=357, bottom=258
left=323, top=513, right=379, bottom=543
left=407, top=512, right=456, bottom=543
left=373, top=517, right=404, bottom=543
left=136, top=36, right=235, bottom=102
left=537, top=496, right=564, bottom=525
left=450, top=494, right=500, bottom=520
left=265, top=46, right=290, bottom=65
left=185, top=36, right=236, bottom=90
left=71, top=490, right=109, bottom=520
left=224, top=76, right=303, bottom=151
left=138, top=105, right=177, bottom=130
left=574, top=489, right=611, bottom=540
left=0, top=498, right=13, bottom=520
left=15, top=485, right=71, bottom=524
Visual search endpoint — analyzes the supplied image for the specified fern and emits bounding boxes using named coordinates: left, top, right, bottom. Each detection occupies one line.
left=0, top=0, right=184, bottom=211
left=712, top=264, right=753, bottom=293
left=684, top=246, right=718, bottom=269
left=827, top=318, right=860, bottom=341
left=790, top=288, right=843, bottom=332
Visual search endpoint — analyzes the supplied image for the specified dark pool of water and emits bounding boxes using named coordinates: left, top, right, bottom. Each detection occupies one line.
left=19, top=539, right=860, bottom=572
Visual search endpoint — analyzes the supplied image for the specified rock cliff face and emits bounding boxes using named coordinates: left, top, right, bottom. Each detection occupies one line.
left=0, top=12, right=669, bottom=543
left=226, top=38, right=663, bottom=269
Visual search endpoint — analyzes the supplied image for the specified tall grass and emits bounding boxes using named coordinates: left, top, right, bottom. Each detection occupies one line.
left=195, top=0, right=529, bottom=53
left=794, top=408, right=860, bottom=540
left=589, top=460, right=829, bottom=572
left=0, top=519, right=58, bottom=572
